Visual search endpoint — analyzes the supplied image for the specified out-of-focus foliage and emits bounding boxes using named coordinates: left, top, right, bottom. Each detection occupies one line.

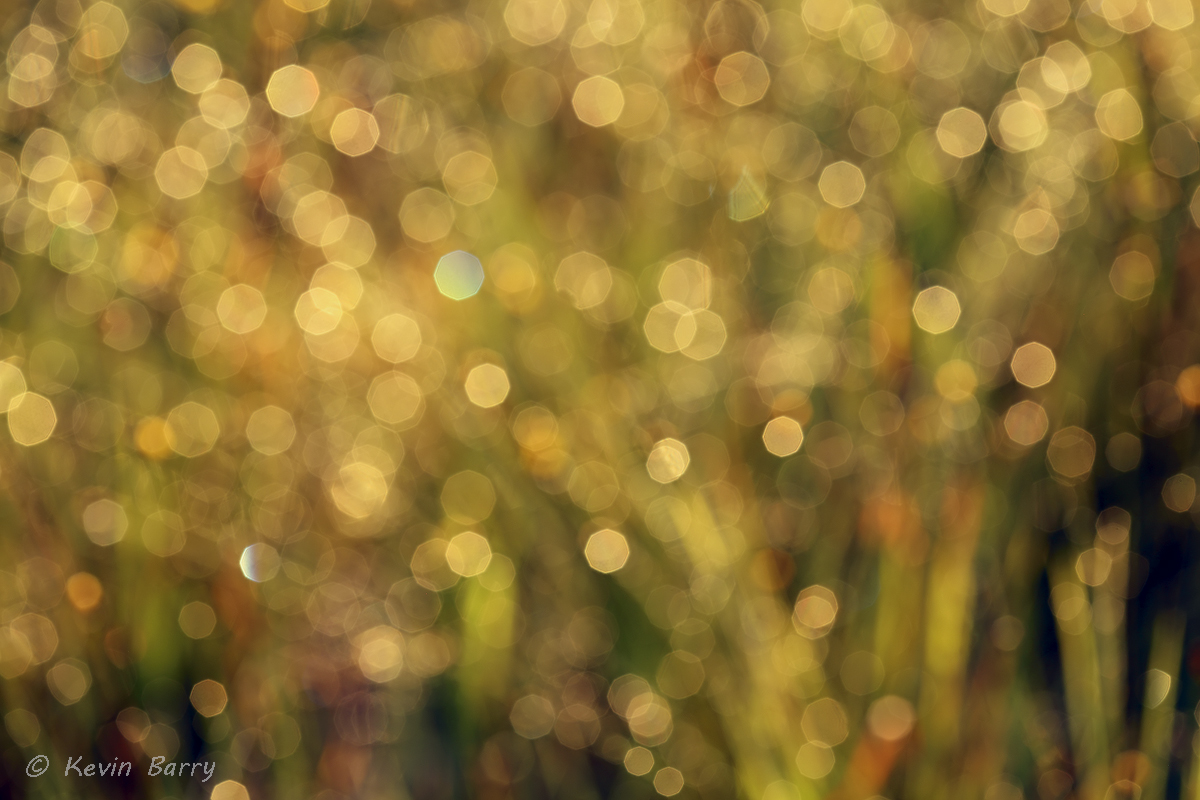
left=1, top=0, right=1200, bottom=799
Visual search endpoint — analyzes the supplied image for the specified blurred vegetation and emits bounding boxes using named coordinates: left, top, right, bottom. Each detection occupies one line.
left=1, top=1, right=1200, bottom=799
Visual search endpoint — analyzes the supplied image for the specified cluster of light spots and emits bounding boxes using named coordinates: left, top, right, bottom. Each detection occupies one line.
left=0, top=1, right=1193, bottom=792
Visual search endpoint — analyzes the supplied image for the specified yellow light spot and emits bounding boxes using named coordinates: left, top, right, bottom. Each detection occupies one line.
left=178, top=601, right=216, bottom=639
left=1095, top=89, right=1143, bottom=142
left=646, top=438, right=689, bottom=483
left=1012, top=208, right=1059, bottom=255
left=435, top=251, right=486, bottom=300
left=1010, top=342, right=1056, bottom=388
left=572, top=76, right=625, bottom=127
left=643, top=301, right=694, bottom=353
left=284, top=0, right=331, bottom=10
left=1149, top=0, right=1194, bottom=29
left=82, top=498, right=127, bottom=546
left=65, top=573, right=103, bottom=613
left=441, top=470, right=496, bottom=524
left=171, top=43, right=222, bottom=94
left=1109, top=251, right=1156, bottom=301
left=154, top=147, right=208, bottom=199
left=624, top=746, right=654, bottom=776
left=793, top=585, right=838, bottom=638
left=504, top=0, right=568, bottom=45
left=510, top=694, right=556, bottom=739
left=46, top=659, right=91, bottom=705
left=584, top=528, right=630, bottom=573
left=134, top=417, right=175, bottom=460
left=166, top=401, right=220, bottom=457
left=936, top=107, right=987, bottom=158
left=982, top=0, right=1030, bottom=16
left=818, top=161, right=866, bottom=208
left=555, top=251, right=613, bottom=310
left=763, top=417, right=804, bottom=456
left=199, top=79, right=250, bottom=129
left=294, top=287, right=343, bottom=335
left=1047, top=426, right=1095, bottom=479
left=714, top=52, right=770, bottom=107
left=398, top=187, right=455, bottom=243
left=653, top=766, right=684, bottom=796
left=8, top=392, right=56, bottom=445
left=371, top=313, right=422, bottom=363
left=368, top=372, right=424, bottom=427
left=1075, top=549, right=1112, bottom=586
left=210, top=781, right=249, bottom=800
left=911, top=286, right=961, bottom=334
left=442, top=151, right=498, bottom=205
left=1177, top=365, right=1200, bottom=408
left=934, top=360, right=977, bottom=401
left=216, top=284, right=266, bottom=334
left=465, top=364, right=511, bottom=408
left=0, top=361, right=27, bottom=410
left=446, top=531, right=493, bottom=577
left=995, top=100, right=1047, bottom=152
left=866, top=696, right=916, bottom=742
left=502, top=67, right=562, bottom=126
left=245, top=405, right=295, bottom=455
left=1004, top=400, right=1049, bottom=445
left=1163, top=473, right=1196, bottom=513
left=330, top=108, right=379, bottom=157
left=356, top=625, right=405, bottom=682
left=189, top=679, right=228, bottom=718
left=266, top=65, right=320, bottom=118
